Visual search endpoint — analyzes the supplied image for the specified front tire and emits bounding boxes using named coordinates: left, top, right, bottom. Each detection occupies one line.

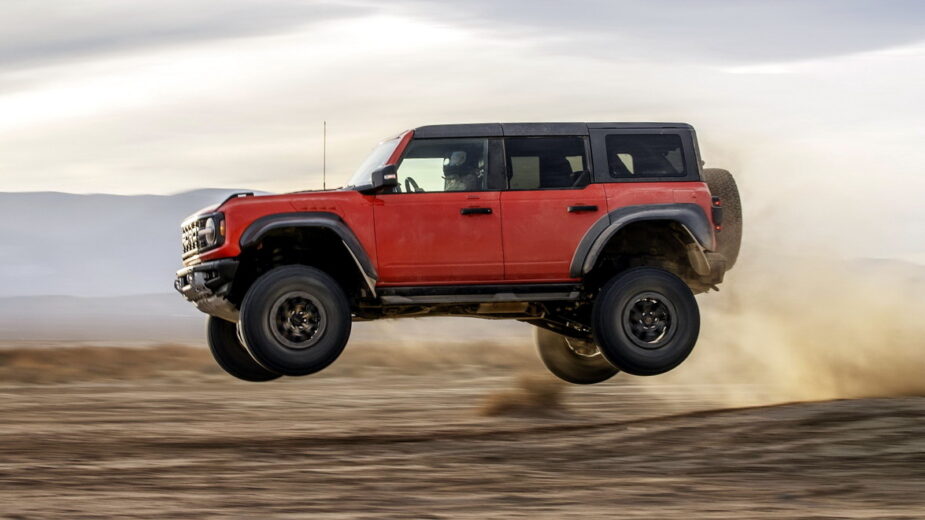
left=207, top=316, right=281, bottom=382
left=535, top=327, right=618, bottom=385
left=239, top=265, right=352, bottom=376
left=592, top=267, right=700, bottom=376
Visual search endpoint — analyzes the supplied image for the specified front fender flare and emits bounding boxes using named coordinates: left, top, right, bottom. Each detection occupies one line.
left=239, top=212, right=378, bottom=290
left=569, top=203, right=714, bottom=278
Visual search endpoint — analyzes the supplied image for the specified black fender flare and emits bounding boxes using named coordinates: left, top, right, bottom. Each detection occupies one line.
left=569, top=203, right=715, bottom=278
left=239, top=212, right=378, bottom=290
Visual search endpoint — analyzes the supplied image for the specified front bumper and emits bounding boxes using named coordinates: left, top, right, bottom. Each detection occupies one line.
left=174, top=259, right=240, bottom=322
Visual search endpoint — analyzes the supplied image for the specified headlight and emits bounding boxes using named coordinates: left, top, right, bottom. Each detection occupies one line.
left=197, top=213, right=224, bottom=249
left=200, top=218, right=216, bottom=245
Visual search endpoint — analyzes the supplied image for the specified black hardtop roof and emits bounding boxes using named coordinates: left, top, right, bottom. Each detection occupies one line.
left=412, top=122, right=693, bottom=138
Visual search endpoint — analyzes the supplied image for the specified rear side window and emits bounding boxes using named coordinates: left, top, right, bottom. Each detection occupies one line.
left=605, top=134, right=686, bottom=178
left=505, top=137, right=590, bottom=189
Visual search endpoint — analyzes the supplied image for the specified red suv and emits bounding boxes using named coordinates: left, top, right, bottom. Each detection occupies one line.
left=176, top=123, right=741, bottom=384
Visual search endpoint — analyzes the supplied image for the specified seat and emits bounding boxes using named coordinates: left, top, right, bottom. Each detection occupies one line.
left=634, top=154, right=670, bottom=176
left=540, top=156, right=575, bottom=188
left=610, top=152, right=633, bottom=176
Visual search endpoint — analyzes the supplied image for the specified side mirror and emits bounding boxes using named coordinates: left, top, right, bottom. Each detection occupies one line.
left=364, top=164, right=399, bottom=193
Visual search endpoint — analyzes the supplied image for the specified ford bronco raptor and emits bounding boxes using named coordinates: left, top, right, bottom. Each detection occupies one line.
left=175, top=123, right=741, bottom=384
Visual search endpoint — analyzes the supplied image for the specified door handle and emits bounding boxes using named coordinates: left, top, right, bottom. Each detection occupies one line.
left=567, top=205, right=598, bottom=213
left=460, top=207, right=492, bottom=215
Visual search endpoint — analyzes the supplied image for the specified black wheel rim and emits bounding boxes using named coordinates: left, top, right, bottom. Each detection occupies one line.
left=268, top=291, right=327, bottom=350
left=621, top=291, right=677, bottom=349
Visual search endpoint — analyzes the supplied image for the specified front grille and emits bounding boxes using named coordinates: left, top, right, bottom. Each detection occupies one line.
left=181, top=220, right=203, bottom=259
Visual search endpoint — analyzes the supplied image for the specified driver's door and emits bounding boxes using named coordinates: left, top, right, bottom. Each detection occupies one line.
left=373, top=137, right=506, bottom=284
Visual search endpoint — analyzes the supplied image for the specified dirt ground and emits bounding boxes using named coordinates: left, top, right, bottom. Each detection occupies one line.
left=0, top=344, right=923, bottom=519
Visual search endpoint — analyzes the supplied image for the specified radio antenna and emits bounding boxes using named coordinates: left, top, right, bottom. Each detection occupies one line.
left=322, top=120, right=327, bottom=190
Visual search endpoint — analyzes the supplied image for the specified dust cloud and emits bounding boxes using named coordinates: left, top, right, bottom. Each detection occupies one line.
left=342, top=251, right=925, bottom=409
left=479, top=373, right=567, bottom=417
left=645, top=252, right=925, bottom=405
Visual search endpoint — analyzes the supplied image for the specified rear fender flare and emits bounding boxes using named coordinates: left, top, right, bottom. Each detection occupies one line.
left=569, top=203, right=714, bottom=278
left=239, top=212, right=378, bottom=294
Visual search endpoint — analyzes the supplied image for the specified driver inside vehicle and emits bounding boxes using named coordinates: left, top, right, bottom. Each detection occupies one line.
left=442, top=150, right=483, bottom=191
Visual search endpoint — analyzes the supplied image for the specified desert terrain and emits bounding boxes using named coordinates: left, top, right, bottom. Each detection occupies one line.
left=1, top=340, right=923, bottom=519
left=2, top=254, right=924, bottom=518
left=3, top=2, right=925, bottom=518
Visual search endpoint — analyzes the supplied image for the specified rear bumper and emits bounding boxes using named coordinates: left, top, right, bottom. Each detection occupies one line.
left=174, top=259, right=240, bottom=322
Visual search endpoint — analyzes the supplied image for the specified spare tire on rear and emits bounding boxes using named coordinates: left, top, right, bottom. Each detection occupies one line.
left=703, top=168, right=742, bottom=270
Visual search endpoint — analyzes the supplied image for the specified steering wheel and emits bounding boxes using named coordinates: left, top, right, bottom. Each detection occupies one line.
left=404, top=177, right=424, bottom=193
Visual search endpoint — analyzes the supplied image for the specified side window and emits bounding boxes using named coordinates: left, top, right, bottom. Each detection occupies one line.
left=605, top=134, right=686, bottom=178
left=394, top=138, right=489, bottom=193
left=505, top=136, right=590, bottom=190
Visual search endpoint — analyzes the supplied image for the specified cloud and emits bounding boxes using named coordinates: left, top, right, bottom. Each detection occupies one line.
left=391, top=0, right=925, bottom=63
left=0, top=0, right=364, bottom=69
left=4, top=0, right=923, bottom=72
left=1, top=2, right=924, bottom=263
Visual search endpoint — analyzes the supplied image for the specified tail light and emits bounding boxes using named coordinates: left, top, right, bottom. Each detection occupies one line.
left=711, top=196, right=724, bottom=231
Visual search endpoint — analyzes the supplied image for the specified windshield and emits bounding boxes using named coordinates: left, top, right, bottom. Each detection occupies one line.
left=345, top=136, right=402, bottom=188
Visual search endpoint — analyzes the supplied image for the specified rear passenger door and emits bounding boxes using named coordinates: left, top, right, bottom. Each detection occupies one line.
left=500, top=136, right=606, bottom=281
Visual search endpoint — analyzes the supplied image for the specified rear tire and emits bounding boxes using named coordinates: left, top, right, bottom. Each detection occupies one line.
left=207, top=317, right=281, bottom=382
left=703, top=168, right=742, bottom=270
left=592, top=267, right=699, bottom=376
left=239, top=265, right=351, bottom=376
left=535, top=327, right=618, bottom=385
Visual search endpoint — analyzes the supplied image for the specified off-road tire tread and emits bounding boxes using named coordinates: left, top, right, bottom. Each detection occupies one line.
left=239, top=265, right=351, bottom=376
left=535, top=327, right=618, bottom=385
left=592, top=267, right=700, bottom=376
left=703, top=168, right=742, bottom=270
left=207, top=316, right=281, bottom=382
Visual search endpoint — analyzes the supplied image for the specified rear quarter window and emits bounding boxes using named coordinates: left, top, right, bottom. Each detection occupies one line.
left=605, top=134, right=686, bottom=178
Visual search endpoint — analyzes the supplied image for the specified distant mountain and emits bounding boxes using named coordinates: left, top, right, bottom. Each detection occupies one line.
left=0, top=188, right=534, bottom=342
left=0, top=293, right=203, bottom=342
left=0, top=189, right=248, bottom=297
left=0, top=189, right=922, bottom=343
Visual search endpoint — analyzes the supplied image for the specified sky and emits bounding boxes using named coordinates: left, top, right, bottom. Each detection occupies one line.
left=1, top=0, right=924, bottom=261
